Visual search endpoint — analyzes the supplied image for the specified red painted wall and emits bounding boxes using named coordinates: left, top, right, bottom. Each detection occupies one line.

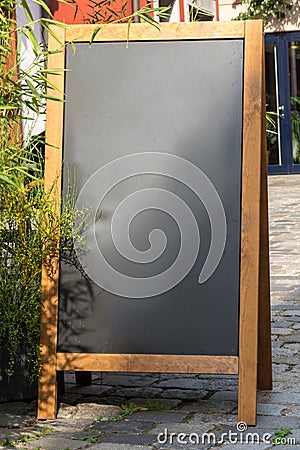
left=49, top=0, right=133, bottom=24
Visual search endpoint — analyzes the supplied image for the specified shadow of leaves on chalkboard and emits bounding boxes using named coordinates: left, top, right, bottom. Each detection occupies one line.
left=59, top=260, right=97, bottom=353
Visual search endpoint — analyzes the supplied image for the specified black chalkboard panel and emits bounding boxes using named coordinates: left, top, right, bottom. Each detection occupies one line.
left=58, top=39, right=243, bottom=356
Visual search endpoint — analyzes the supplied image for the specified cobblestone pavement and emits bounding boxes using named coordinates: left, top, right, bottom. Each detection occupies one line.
left=1, top=175, right=300, bottom=449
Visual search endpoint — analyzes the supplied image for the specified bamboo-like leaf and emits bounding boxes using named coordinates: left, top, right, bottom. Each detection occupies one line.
left=31, top=0, right=52, bottom=17
left=20, top=0, right=34, bottom=23
left=40, top=22, right=63, bottom=47
left=42, top=94, right=65, bottom=102
left=17, top=31, right=22, bottom=59
left=22, top=25, right=41, bottom=55
left=40, top=18, right=70, bottom=28
left=70, top=41, right=77, bottom=54
left=0, top=174, right=17, bottom=187
left=138, top=12, right=160, bottom=29
left=55, top=0, right=74, bottom=4
left=0, top=44, right=9, bottom=52
left=40, top=68, right=66, bottom=74
left=126, top=19, right=131, bottom=48
left=106, top=6, right=118, bottom=16
left=291, top=96, right=300, bottom=106
left=0, top=105, right=19, bottom=110
left=26, top=79, right=39, bottom=97
left=14, top=167, right=38, bottom=180
left=89, top=27, right=102, bottom=44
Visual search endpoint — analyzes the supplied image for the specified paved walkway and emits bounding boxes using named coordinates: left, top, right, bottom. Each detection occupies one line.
left=1, top=175, right=300, bottom=449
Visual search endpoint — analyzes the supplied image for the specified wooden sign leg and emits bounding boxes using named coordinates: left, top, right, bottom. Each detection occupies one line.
left=257, top=56, right=272, bottom=390
left=257, top=173, right=272, bottom=390
left=38, top=366, right=58, bottom=420
left=238, top=279, right=259, bottom=427
left=37, top=27, right=65, bottom=420
left=238, top=20, right=264, bottom=426
left=37, top=268, right=59, bottom=420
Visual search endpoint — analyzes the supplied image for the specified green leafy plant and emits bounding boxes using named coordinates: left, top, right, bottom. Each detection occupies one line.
left=146, top=398, right=166, bottom=410
left=235, top=0, right=293, bottom=21
left=266, top=111, right=277, bottom=134
left=20, top=435, right=36, bottom=443
left=70, top=435, right=97, bottom=443
left=102, top=402, right=141, bottom=421
left=85, top=436, right=97, bottom=443
left=290, top=96, right=300, bottom=164
left=272, top=428, right=292, bottom=445
left=39, top=427, right=54, bottom=436
left=189, top=0, right=214, bottom=22
left=0, top=437, right=17, bottom=447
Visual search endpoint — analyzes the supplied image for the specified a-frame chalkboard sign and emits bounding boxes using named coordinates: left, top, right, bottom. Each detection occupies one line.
left=38, top=20, right=272, bottom=425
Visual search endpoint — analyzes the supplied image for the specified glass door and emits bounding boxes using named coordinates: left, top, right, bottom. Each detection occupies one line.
left=265, top=39, right=283, bottom=168
left=288, top=38, right=300, bottom=167
left=266, top=33, right=300, bottom=174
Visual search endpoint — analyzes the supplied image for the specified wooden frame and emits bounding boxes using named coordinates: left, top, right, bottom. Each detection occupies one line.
left=38, top=21, right=271, bottom=424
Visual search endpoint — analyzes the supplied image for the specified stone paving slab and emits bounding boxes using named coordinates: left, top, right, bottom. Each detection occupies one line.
left=258, top=392, right=300, bottom=404
left=129, top=411, right=189, bottom=423
left=202, top=380, right=238, bottom=392
left=208, top=392, right=238, bottom=402
left=0, top=402, right=36, bottom=428
left=65, top=385, right=114, bottom=396
left=255, top=414, right=300, bottom=429
left=154, top=378, right=208, bottom=390
left=122, top=398, right=182, bottom=409
left=97, top=375, right=157, bottom=388
left=159, top=389, right=208, bottom=400
left=150, top=422, right=214, bottom=434
left=274, top=447, right=300, bottom=450
left=217, top=445, right=270, bottom=449
left=284, top=405, right=300, bottom=415
left=111, top=388, right=164, bottom=398
left=188, top=413, right=238, bottom=426
left=90, top=445, right=151, bottom=450
left=156, top=443, right=210, bottom=450
left=273, top=381, right=300, bottom=391
left=25, top=435, right=90, bottom=449
left=271, top=321, right=291, bottom=328
left=98, top=434, right=157, bottom=446
left=33, top=418, right=97, bottom=433
left=256, top=403, right=286, bottom=416
left=0, top=428, right=39, bottom=441
left=92, top=420, right=154, bottom=434
left=179, top=400, right=237, bottom=414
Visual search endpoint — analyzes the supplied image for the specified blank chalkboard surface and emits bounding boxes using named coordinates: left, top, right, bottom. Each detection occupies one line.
left=58, top=39, right=243, bottom=356
left=38, top=22, right=271, bottom=425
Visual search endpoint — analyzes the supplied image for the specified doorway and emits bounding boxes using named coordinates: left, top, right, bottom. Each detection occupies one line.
left=265, top=32, right=300, bottom=174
